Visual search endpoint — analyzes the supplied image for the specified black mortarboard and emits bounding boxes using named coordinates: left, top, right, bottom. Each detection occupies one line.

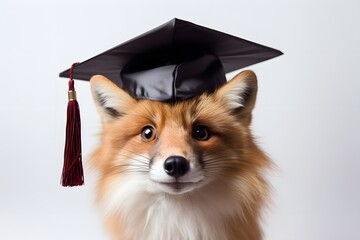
left=59, top=18, right=282, bottom=187
left=59, top=18, right=282, bottom=102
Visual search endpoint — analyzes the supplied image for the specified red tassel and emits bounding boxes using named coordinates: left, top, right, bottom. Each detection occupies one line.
left=61, top=63, right=84, bottom=187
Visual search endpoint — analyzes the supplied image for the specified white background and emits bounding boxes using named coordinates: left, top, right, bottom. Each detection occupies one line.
left=1, top=0, right=359, bottom=239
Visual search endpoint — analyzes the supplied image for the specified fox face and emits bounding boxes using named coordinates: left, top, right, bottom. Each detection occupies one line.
left=90, top=70, right=270, bottom=240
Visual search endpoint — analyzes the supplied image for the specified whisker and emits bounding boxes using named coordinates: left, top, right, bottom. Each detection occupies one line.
left=111, top=170, right=149, bottom=175
left=204, top=163, right=252, bottom=170
left=107, top=164, right=149, bottom=175
left=204, top=155, right=253, bottom=167
left=115, top=153, right=149, bottom=164
left=203, top=155, right=236, bottom=163
left=107, top=161, right=149, bottom=171
left=202, top=150, right=230, bottom=158
left=121, top=148, right=152, bottom=161
left=110, top=163, right=148, bottom=168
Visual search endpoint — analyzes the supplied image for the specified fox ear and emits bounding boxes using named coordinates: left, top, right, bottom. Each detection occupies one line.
left=215, top=70, right=258, bottom=124
left=90, top=75, right=135, bottom=121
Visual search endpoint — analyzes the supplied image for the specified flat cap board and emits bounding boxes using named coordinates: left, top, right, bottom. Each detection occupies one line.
left=59, top=18, right=282, bottom=101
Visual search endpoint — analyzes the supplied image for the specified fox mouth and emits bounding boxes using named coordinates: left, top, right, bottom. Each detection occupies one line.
left=160, top=181, right=200, bottom=189
left=151, top=179, right=204, bottom=194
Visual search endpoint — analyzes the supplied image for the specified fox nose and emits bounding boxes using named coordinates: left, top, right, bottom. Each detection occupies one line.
left=164, top=156, right=190, bottom=178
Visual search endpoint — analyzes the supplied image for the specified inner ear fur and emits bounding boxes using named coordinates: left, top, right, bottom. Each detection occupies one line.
left=215, top=70, right=258, bottom=125
left=90, top=75, right=135, bottom=121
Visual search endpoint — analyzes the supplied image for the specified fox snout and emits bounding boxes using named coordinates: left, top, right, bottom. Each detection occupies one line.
left=149, top=148, right=205, bottom=194
left=163, top=156, right=190, bottom=178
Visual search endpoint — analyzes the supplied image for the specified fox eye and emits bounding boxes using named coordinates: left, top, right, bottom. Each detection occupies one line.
left=193, top=125, right=211, bottom=141
left=141, top=126, right=157, bottom=142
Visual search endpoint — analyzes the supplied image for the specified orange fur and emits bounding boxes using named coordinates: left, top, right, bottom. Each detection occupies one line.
left=90, top=71, right=271, bottom=240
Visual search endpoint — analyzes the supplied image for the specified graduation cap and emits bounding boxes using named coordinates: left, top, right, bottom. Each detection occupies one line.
left=59, top=18, right=282, bottom=187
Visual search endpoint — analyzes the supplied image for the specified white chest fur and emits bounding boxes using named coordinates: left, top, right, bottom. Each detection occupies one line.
left=102, top=176, right=242, bottom=240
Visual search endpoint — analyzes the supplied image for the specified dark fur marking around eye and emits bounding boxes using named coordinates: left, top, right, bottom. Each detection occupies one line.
left=96, top=91, right=123, bottom=118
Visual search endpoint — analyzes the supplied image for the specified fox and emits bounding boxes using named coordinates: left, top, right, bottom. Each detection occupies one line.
left=89, top=70, right=271, bottom=240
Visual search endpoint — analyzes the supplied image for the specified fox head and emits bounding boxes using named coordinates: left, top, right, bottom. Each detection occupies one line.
left=90, top=70, right=269, bottom=211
